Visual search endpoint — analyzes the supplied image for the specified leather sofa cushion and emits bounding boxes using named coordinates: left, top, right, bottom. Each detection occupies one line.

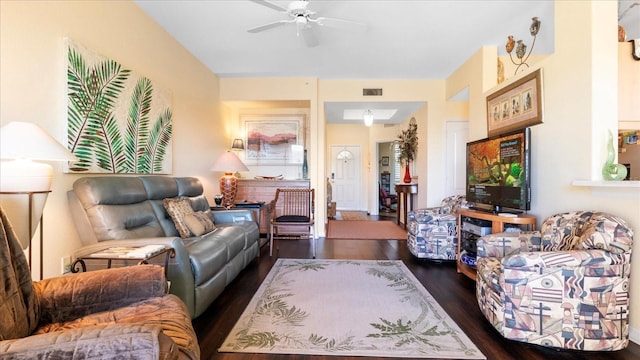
left=140, top=176, right=179, bottom=200
left=186, top=227, right=246, bottom=286
left=186, top=236, right=227, bottom=286
left=74, top=177, right=148, bottom=206
left=88, top=202, right=164, bottom=241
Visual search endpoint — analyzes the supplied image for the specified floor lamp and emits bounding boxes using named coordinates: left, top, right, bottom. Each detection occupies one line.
left=0, top=121, right=78, bottom=280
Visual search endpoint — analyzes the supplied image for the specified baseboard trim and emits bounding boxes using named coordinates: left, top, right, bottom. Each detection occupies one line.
left=630, top=326, right=639, bottom=345
left=629, top=327, right=640, bottom=345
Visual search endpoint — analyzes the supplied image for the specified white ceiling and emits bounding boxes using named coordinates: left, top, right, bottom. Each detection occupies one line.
left=134, top=1, right=638, bottom=124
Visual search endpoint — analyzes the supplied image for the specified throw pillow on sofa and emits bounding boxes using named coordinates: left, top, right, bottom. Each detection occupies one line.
left=163, top=197, right=195, bottom=238
left=184, top=211, right=216, bottom=236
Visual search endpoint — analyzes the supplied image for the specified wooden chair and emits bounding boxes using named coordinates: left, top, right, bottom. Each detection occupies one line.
left=269, top=188, right=315, bottom=258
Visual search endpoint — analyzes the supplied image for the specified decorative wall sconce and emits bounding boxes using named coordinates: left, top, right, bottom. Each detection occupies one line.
left=231, top=138, right=245, bottom=151
left=506, top=17, right=541, bottom=75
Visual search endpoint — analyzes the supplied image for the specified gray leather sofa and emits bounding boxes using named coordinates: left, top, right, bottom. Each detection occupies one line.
left=67, top=176, right=260, bottom=319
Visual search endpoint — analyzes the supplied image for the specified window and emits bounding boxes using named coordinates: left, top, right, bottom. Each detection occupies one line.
left=393, top=143, right=401, bottom=187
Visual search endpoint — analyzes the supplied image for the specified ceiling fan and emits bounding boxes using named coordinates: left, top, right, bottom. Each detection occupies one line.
left=248, top=0, right=365, bottom=47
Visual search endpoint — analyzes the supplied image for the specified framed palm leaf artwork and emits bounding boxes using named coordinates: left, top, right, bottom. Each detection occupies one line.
left=66, top=39, right=172, bottom=174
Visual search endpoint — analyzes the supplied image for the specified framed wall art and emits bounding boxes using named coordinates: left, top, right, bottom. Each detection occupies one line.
left=381, top=156, right=390, bottom=166
left=66, top=38, right=173, bottom=174
left=486, top=68, right=543, bottom=137
left=242, top=114, right=304, bottom=165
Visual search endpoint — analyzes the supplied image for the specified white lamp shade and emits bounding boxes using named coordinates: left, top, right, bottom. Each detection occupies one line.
left=0, top=191, right=48, bottom=249
left=1, top=159, right=53, bottom=192
left=0, top=121, right=77, bottom=249
left=0, top=160, right=53, bottom=248
left=0, top=121, right=78, bottom=161
left=211, top=151, right=249, bottom=173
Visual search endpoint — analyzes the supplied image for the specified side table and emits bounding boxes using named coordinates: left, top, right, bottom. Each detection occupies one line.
left=395, top=183, right=418, bottom=229
left=71, top=245, right=174, bottom=277
left=211, top=201, right=271, bottom=242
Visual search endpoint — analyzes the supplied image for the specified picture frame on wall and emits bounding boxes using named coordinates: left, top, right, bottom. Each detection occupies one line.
left=486, top=68, right=543, bottom=137
left=381, top=156, right=390, bottom=166
left=242, top=114, right=304, bottom=165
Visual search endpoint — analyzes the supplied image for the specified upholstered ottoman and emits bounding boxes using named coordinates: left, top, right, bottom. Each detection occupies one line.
left=406, top=195, right=467, bottom=261
left=407, top=210, right=458, bottom=260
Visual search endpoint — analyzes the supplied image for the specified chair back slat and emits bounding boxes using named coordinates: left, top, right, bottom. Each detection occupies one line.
left=274, top=188, right=314, bottom=219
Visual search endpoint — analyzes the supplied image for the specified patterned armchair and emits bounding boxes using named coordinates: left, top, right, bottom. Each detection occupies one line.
left=407, top=195, right=468, bottom=260
left=476, top=211, right=633, bottom=351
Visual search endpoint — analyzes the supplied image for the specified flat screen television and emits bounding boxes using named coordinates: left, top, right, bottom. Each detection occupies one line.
left=466, top=128, right=531, bottom=213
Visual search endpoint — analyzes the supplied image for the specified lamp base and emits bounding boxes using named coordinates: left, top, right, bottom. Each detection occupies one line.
left=220, top=172, right=238, bottom=208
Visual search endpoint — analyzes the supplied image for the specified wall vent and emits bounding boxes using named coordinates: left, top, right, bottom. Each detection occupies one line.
left=363, top=88, right=383, bottom=96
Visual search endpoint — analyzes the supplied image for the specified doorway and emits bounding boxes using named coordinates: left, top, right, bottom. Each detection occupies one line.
left=377, top=141, right=398, bottom=217
left=329, top=145, right=362, bottom=210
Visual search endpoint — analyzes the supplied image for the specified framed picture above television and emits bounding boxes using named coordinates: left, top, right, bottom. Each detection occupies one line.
left=486, top=68, right=543, bottom=137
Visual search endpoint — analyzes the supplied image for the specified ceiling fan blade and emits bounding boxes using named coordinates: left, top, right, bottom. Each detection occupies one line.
left=249, top=0, right=288, bottom=13
left=311, top=17, right=367, bottom=31
left=248, top=20, right=293, bottom=33
left=298, top=24, right=319, bottom=47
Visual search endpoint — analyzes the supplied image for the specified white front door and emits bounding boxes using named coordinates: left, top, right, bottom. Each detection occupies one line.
left=330, top=145, right=361, bottom=210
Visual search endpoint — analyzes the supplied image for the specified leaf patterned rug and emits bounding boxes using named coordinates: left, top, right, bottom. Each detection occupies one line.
left=219, top=259, right=486, bottom=359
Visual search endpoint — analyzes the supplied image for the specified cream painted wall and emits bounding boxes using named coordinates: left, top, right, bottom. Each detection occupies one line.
left=318, top=80, right=447, bottom=214
left=457, top=1, right=640, bottom=340
left=219, top=102, right=310, bottom=180
left=446, top=46, right=497, bottom=142
left=532, top=1, right=640, bottom=338
left=0, top=1, right=222, bottom=279
left=3, top=0, right=637, bottom=343
left=219, top=77, right=321, bottom=229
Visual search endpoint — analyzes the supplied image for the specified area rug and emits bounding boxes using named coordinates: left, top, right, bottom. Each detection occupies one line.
left=326, top=219, right=407, bottom=240
left=219, top=259, right=485, bottom=359
left=339, top=210, right=368, bottom=220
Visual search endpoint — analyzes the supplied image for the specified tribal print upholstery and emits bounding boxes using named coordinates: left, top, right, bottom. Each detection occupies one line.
left=407, top=195, right=468, bottom=260
left=476, top=211, right=633, bottom=351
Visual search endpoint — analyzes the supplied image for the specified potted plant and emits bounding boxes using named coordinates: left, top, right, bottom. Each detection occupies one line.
left=396, top=117, right=418, bottom=183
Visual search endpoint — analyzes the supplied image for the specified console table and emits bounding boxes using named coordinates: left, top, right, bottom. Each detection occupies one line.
left=395, top=183, right=418, bottom=229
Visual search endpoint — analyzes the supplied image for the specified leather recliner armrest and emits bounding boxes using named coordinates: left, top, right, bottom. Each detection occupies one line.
left=0, top=323, right=180, bottom=359
left=34, top=265, right=167, bottom=324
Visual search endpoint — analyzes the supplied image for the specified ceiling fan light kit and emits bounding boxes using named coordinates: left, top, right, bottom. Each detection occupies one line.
left=249, top=0, right=366, bottom=47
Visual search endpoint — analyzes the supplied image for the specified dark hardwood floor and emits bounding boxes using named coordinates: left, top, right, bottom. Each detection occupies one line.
left=193, top=215, right=640, bottom=360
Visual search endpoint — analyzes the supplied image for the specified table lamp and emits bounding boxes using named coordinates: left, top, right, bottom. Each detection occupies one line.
left=211, top=151, right=249, bottom=208
left=0, top=121, right=78, bottom=279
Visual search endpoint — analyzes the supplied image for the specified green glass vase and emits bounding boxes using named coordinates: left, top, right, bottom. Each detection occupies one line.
left=601, top=130, right=627, bottom=181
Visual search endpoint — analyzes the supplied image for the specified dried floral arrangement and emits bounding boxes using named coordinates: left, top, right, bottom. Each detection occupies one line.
left=396, top=117, right=418, bottom=166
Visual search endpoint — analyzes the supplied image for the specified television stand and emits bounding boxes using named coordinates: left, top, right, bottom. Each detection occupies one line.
left=457, top=209, right=537, bottom=280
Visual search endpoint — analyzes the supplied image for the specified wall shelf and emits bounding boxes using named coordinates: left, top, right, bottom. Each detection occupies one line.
left=571, top=180, right=640, bottom=188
